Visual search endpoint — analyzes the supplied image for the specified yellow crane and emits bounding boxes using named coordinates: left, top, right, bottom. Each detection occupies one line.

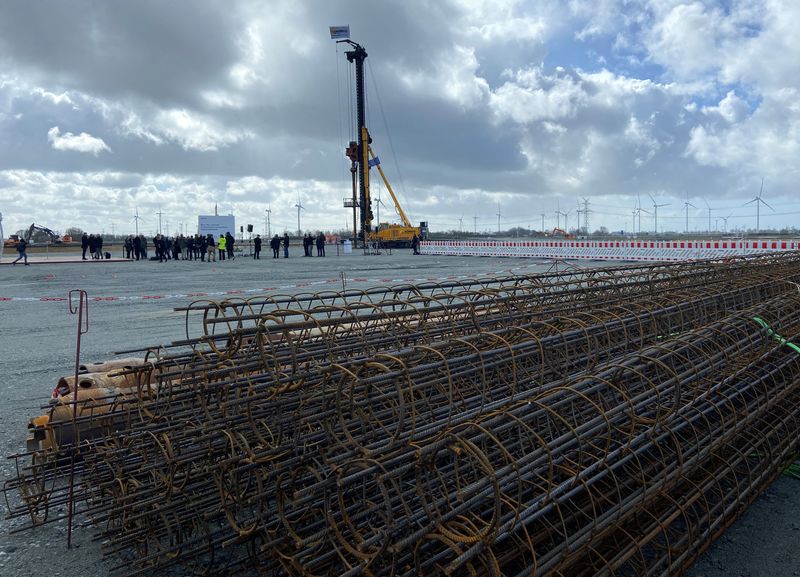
left=337, top=36, right=426, bottom=248
left=366, top=148, right=421, bottom=247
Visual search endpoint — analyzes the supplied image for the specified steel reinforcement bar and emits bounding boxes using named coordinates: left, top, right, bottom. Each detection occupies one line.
left=3, top=254, right=800, bottom=577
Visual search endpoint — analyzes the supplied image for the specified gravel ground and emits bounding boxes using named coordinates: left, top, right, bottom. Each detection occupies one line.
left=1, top=247, right=798, bottom=576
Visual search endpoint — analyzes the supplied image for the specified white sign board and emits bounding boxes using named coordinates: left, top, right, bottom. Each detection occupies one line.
left=198, top=215, right=235, bottom=238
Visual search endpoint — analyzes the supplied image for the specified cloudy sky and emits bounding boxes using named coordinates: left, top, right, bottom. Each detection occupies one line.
left=1, top=0, right=798, bottom=237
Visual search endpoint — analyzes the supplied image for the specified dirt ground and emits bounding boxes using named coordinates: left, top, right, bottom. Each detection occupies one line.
left=1, top=247, right=797, bottom=576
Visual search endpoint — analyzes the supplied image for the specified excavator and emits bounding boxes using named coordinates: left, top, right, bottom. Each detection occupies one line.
left=5, top=223, right=72, bottom=247
left=338, top=37, right=425, bottom=248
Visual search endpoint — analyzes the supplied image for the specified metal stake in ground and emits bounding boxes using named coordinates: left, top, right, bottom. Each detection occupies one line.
left=66, top=289, right=89, bottom=548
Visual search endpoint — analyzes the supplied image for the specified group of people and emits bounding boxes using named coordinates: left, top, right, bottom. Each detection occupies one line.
left=75, top=231, right=329, bottom=262
left=301, top=232, right=327, bottom=257
left=255, top=232, right=326, bottom=259
left=80, top=232, right=106, bottom=260
left=134, top=232, right=238, bottom=262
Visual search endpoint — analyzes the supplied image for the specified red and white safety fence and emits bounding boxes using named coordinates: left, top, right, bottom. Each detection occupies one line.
left=421, top=238, right=800, bottom=261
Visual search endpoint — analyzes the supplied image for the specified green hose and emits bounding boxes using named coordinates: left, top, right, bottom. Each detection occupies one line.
left=753, top=319, right=800, bottom=480
left=752, top=317, right=800, bottom=354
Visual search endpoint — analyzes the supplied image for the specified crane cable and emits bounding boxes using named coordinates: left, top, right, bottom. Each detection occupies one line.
left=367, top=59, right=413, bottom=222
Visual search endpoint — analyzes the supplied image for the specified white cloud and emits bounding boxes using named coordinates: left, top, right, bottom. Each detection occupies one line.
left=489, top=67, right=586, bottom=123
left=702, top=90, right=749, bottom=123
left=646, top=2, right=727, bottom=80
left=47, top=126, right=110, bottom=155
left=32, top=88, right=76, bottom=107
left=153, top=109, right=251, bottom=152
left=686, top=87, right=800, bottom=175
left=396, top=45, right=490, bottom=109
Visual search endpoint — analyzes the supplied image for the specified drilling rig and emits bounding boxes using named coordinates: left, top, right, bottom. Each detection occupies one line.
left=337, top=38, right=425, bottom=248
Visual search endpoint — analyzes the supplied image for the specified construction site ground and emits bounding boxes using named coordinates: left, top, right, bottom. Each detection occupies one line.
left=0, top=247, right=797, bottom=576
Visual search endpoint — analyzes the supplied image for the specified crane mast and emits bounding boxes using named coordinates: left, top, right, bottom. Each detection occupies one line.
left=342, top=41, right=372, bottom=243
left=338, top=36, right=424, bottom=248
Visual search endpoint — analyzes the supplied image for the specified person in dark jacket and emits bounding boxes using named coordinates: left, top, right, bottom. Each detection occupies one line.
left=12, top=237, right=29, bottom=265
left=226, top=232, right=235, bottom=260
left=133, top=235, right=141, bottom=260
left=411, top=233, right=420, bottom=255
left=282, top=233, right=290, bottom=258
left=316, top=232, right=326, bottom=256
left=81, top=233, right=89, bottom=260
left=206, top=234, right=216, bottom=262
left=253, top=235, right=262, bottom=259
left=87, top=234, right=96, bottom=259
left=124, top=235, right=133, bottom=259
left=270, top=234, right=280, bottom=258
left=97, top=235, right=104, bottom=259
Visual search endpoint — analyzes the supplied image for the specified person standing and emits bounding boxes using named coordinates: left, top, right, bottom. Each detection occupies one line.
left=411, top=233, right=420, bottom=255
left=253, top=235, right=262, bottom=259
left=206, top=234, right=215, bottom=262
left=226, top=232, right=235, bottom=260
left=316, top=232, right=326, bottom=256
left=217, top=234, right=227, bottom=261
left=11, top=237, right=29, bottom=265
left=271, top=234, right=280, bottom=258
left=81, top=232, right=89, bottom=260
left=282, top=233, right=290, bottom=258
left=97, top=234, right=104, bottom=259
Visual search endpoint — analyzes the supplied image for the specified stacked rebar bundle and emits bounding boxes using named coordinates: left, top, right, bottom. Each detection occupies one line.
left=6, top=254, right=800, bottom=576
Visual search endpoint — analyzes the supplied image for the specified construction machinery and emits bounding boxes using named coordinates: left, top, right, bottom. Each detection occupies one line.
left=338, top=38, right=424, bottom=248
left=23, top=223, right=72, bottom=245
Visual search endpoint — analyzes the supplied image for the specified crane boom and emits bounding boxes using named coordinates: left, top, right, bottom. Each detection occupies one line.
left=368, top=147, right=412, bottom=228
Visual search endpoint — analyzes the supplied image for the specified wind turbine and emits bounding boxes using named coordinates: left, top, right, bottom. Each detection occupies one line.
left=559, top=208, right=572, bottom=233
left=720, top=213, right=733, bottom=234
left=265, top=206, right=272, bottom=237
left=458, top=215, right=464, bottom=233
left=683, top=192, right=697, bottom=234
left=702, top=198, right=713, bottom=234
left=295, top=197, right=305, bottom=236
left=648, top=194, right=670, bottom=235
left=132, top=207, right=143, bottom=236
left=473, top=215, right=478, bottom=234
left=633, top=196, right=650, bottom=235
left=496, top=204, right=502, bottom=234
left=155, top=207, right=164, bottom=234
left=744, top=178, right=773, bottom=234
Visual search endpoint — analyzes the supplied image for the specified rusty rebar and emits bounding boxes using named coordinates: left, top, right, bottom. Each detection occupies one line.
left=5, top=253, right=800, bottom=577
